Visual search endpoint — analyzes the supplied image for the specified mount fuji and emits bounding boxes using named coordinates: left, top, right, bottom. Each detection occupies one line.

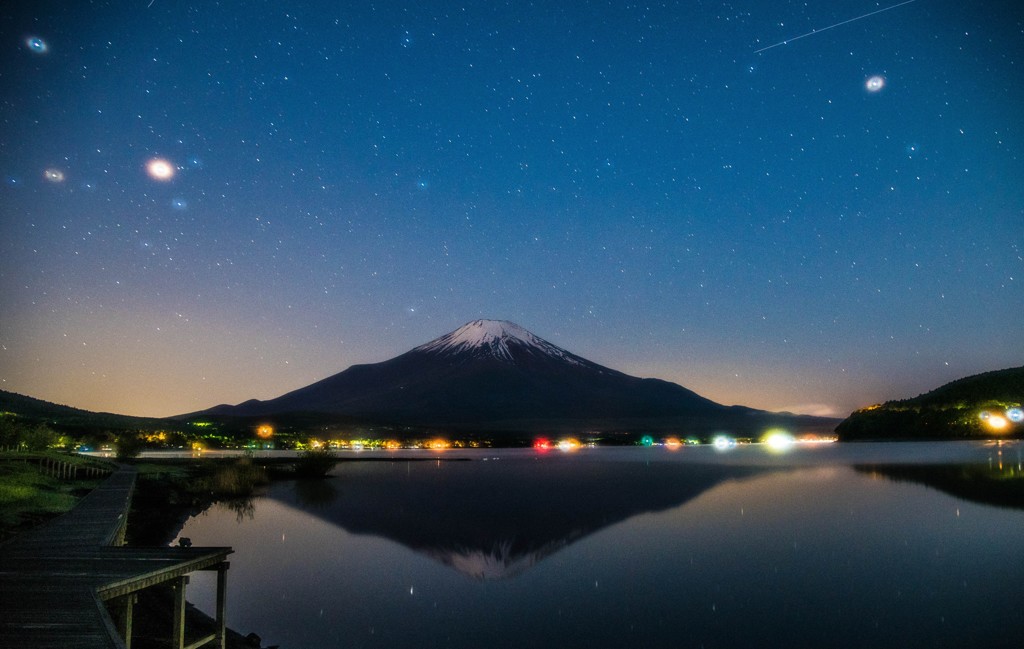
left=189, top=320, right=836, bottom=435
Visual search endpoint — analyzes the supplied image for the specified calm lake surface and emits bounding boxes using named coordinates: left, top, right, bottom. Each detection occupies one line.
left=178, top=442, right=1024, bottom=648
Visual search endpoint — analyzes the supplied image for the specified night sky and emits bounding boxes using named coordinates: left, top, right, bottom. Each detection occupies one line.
left=1, top=1, right=1021, bottom=419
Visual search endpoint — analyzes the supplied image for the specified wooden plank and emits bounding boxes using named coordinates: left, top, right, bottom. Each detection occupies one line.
left=0, top=465, right=232, bottom=649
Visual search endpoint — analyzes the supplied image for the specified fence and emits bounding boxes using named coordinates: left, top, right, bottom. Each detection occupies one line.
left=36, top=456, right=113, bottom=480
left=0, top=452, right=114, bottom=480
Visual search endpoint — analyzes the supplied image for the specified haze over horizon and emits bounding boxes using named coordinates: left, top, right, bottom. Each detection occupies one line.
left=1, top=1, right=1021, bottom=419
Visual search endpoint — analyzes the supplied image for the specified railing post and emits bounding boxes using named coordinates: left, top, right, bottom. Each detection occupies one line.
left=216, top=562, right=230, bottom=649
left=171, top=576, right=189, bottom=649
left=117, top=593, right=136, bottom=649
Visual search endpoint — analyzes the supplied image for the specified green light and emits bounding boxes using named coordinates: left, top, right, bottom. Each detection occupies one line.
left=640, top=435, right=654, bottom=447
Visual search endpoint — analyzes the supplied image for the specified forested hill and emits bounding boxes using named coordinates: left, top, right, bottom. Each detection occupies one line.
left=0, top=390, right=172, bottom=433
left=836, top=366, right=1024, bottom=440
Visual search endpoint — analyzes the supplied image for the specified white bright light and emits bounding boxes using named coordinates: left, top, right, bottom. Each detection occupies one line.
left=146, top=158, right=175, bottom=181
left=26, top=37, right=47, bottom=53
left=866, top=76, right=885, bottom=92
left=713, top=435, right=735, bottom=451
left=764, top=431, right=795, bottom=452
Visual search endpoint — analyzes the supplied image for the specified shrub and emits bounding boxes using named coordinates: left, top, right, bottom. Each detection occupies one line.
left=294, top=447, right=338, bottom=478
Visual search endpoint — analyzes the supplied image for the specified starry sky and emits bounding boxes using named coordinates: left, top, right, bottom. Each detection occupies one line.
left=1, top=0, right=1021, bottom=419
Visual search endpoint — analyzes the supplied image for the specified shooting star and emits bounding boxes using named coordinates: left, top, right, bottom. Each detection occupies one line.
left=754, top=0, right=917, bottom=54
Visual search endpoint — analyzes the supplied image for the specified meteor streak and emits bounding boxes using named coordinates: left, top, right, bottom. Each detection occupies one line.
left=754, top=0, right=917, bottom=54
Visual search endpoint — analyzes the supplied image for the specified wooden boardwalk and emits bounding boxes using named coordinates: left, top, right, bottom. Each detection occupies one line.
left=0, top=465, right=232, bottom=649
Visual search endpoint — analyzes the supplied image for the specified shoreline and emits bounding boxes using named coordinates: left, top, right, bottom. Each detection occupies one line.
left=124, top=458, right=284, bottom=648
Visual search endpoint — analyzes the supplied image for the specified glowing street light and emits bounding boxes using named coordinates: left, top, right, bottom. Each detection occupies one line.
left=557, top=438, right=580, bottom=452
left=763, top=430, right=795, bottom=452
left=986, top=415, right=1008, bottom=432
left=713, top=435, right=736, bottom=451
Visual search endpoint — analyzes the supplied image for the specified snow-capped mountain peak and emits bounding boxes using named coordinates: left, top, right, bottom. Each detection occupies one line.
left=414, top=319, right=581, bottom=364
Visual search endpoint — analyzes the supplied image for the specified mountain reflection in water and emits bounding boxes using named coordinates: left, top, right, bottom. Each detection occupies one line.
left=269, top=456, right=766, bottom=579
left=178, top=445, right=1024, bottom=649
left=858, top=458, right=1024, bottom=511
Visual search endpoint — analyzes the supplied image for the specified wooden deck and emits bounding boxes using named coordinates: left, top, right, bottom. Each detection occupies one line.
left=0, top=465, right=232, bottom=649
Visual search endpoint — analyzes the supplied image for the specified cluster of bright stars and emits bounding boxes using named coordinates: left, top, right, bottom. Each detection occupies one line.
left=40, top=156, right=177, bottom=186
left=28, top=35, right=180, bottom=196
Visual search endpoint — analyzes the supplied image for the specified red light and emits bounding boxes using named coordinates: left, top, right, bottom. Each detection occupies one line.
left=534, top=438, right=551, bottom=450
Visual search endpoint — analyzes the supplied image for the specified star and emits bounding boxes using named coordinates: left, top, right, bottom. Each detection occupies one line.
left=26, top=37, right=47, bottom=54
left=146, top=158, right=175, bottom=181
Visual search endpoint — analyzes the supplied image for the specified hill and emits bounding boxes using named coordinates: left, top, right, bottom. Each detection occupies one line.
left=835, top=366, right=1024, bottom=440
left=0, top=390, right=177, bottom=434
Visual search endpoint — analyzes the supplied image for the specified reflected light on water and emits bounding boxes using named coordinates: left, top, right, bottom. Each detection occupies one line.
left=176, top=445, right=1024, bottom=649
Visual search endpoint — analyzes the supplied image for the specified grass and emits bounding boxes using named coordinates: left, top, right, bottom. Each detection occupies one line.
left=0, top=452, right=110, bottom=539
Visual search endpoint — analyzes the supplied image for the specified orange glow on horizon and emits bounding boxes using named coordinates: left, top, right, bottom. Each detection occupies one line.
left=256, top=424, right=274, bottom=439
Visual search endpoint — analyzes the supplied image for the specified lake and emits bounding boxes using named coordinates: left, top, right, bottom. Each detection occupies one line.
left=177, top=442, right=1024, bottom=648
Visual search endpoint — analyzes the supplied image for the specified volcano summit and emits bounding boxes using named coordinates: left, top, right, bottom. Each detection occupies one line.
left=189, top=320, right=836, bottom=436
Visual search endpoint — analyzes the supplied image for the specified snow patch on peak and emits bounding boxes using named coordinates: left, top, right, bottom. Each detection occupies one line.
left=414, top=319, right=585, bottom=366
left=437, top=320, right=535, bottom=347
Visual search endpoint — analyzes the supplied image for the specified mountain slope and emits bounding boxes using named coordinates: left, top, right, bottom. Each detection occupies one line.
left=190, top=320, right=834, bottom=434
left=836, top=366, right=1024, bottom=440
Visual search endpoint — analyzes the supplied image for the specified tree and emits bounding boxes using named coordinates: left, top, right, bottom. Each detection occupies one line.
left=0, top=417, right=20, bottom=450
left=115, top=432, right=145, bottom=460
left=20, top=423, right=57, bottom=451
